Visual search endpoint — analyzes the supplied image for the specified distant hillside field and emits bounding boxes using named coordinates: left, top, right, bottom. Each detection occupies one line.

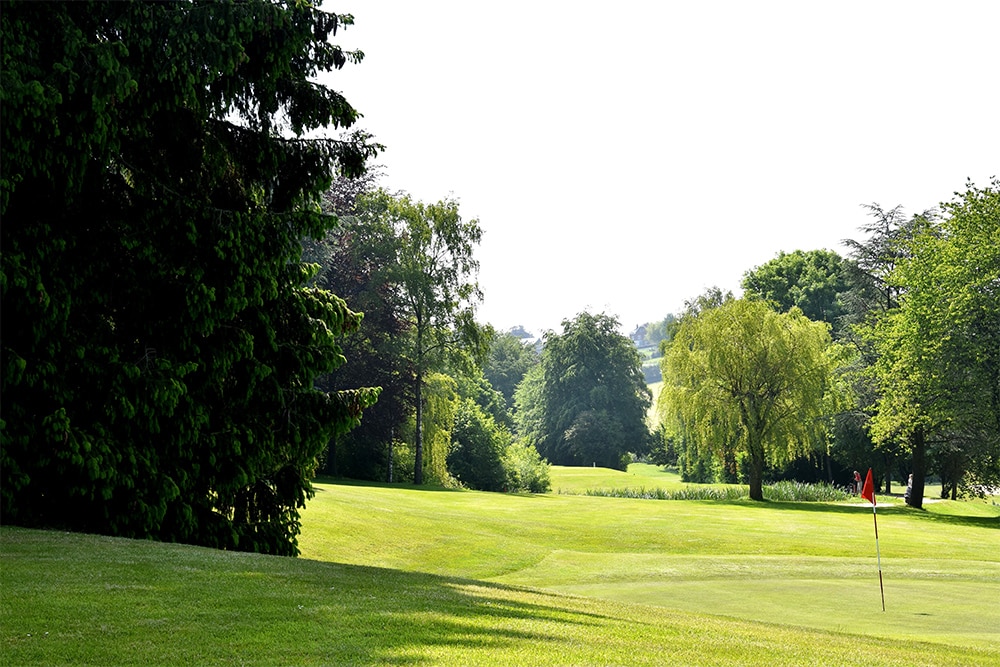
left=3, top=470, right=998, bottom=666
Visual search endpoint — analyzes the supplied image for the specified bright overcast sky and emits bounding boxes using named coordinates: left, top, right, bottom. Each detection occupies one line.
left=318, top=0, right=999, bottom=336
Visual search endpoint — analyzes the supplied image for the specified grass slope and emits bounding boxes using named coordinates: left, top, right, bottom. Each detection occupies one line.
left=297, top=478, right=1000, bottom=652
left=3, top=468, right=998, bottom=666
left=551, top=462, right=684, bottom=493
left=3, top=527, right=996, bottom=667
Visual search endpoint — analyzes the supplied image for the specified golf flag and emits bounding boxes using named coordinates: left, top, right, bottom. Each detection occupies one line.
left=861, top=467, right=885, bottom=611
left=861, top=468, right=875, bottom=505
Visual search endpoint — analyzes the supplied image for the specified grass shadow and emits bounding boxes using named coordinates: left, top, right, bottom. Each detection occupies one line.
left=1, top=527, right=619, bottom=666
left=312, top=475, right=466, bottom=493
left=731, top=498, right=1000, bottom=530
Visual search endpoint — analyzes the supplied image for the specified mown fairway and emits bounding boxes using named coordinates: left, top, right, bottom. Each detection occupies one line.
left=3, top=466, right=998, bottom=666
left=298, top=469, right=1000, bottom=652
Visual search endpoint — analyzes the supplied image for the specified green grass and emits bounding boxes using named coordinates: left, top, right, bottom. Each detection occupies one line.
left=3, top=469, right=999, bottom=666
left=551, top=461, right=684, bottom=493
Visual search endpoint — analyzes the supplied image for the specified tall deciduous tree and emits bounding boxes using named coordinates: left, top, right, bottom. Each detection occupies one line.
left=306, top=177, right=415, bottom=482
left=521, top=312, right=651, bottom=470
left=660, top=299, right=833, bottom=500
left=1, top=1, right=379, bottom=554
left=870, top=179, right=1000, bottom=504
left=840, top=204, right=929, bottom=495
left=742, top=249, right=847, bottom=326
left=359, top=190, right=484, bottom=484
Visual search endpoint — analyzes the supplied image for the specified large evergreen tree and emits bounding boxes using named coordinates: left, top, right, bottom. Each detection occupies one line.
left=1, top=0, right=379, bottom=554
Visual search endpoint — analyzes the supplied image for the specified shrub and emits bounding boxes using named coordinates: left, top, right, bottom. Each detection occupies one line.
left=503, top=439, right=551, bottom=493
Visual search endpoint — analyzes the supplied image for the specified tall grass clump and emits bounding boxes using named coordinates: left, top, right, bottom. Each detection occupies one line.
left=580, top=481, right=849, bottom=502
left=582, top=486, right=745, bottom=501
left=764, top=480, right=849, bottom=502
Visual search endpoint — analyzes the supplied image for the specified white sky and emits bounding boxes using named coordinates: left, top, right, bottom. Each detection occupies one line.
left=318, top=0, right=999, bottom=336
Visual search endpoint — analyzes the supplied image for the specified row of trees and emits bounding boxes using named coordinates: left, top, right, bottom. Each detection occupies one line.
left=307, top=175, right=656, bottom=491
left=656, top=182, right=1000, bottom=507
left=1, top=1, right=654, bottom=557
left=304, top=176, right=550, bottom=494
left=4, top=1, right=991, bottom=559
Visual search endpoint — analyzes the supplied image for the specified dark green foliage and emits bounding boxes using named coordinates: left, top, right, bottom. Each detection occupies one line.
left=741, top=249, right=847, bottom=326
left=308, top=178, right=415, bottom=481
left=447, top=399, right=508, bottom=492
left=483, top=330, right=539, bottom=409
left=1, top=0, right=379, bottom=554
left=521, top=312, right=652, bottom=470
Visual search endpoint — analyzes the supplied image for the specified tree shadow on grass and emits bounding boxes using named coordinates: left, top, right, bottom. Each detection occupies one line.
left=2, top=527, right=620, bottom=666
left=312, top=475, right=467, bottom=493
left=273, top=560, right=618, bottom=664
left=727, top=498, right=1000, bottom=530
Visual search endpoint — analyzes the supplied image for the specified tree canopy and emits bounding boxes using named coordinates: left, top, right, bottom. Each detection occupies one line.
left=1, top=0, right=378, bottom=554
left=483, top=330, right=540, bottom=409
left=660, top=299, right=834, bottom=500
left=741, top=249, right=847, bottom=326
left=321, top=189, right=485, bottom=484
left=518, top=312, right=651, bottom=470
left=306, top=178, right=414, bottom=482
left=869, top=179, right=1000, bottom=503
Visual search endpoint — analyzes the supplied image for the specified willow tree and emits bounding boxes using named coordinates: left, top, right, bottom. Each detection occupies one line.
left=660, top=299, right=834, bottom=500
left=1, top=1, right=379, bottom=554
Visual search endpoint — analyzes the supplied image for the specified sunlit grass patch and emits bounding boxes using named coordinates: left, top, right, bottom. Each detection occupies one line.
left=2, top=527, right=996, bottom=667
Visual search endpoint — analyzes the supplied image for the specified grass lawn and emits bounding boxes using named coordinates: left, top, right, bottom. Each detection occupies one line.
left=3, top=468, right=998, bottom=666
left=296, top=477, right=1000, bottom=651
left=550, top=462, right=684, bottom=493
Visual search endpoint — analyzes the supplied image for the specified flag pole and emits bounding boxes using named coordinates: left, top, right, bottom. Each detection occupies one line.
left=871, top=499, right=885, bottom=612
left=862, top=468, right=885, bottom=612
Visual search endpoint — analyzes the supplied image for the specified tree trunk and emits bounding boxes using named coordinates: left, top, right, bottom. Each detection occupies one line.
left=883, top=452, right=892, bottom=495
left=747, top=436, right=765, bottom=501
left=414, top=372, right=423, bottom=485
left=324, top=435, right=338, bottom=476
left=907, top=427, right=926, bottom=509
left=387, top=436, right=394, bottom=484
left=413, top=317, right=424, bottom=485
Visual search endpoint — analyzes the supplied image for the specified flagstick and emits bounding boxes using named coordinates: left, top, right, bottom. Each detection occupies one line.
left=871, top=500, right=885, bottom=612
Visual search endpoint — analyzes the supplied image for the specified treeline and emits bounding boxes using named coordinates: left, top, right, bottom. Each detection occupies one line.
left=307, top=173, right=654, bottom=487
left=653, top=197, right=1000, bottom=507
left=2, top=1, right=995, bottom=558
left=0, top=1, right=654, bottom=556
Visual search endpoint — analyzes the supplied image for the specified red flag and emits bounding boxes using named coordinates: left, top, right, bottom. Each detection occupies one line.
left=861, top=468, right=876, bottom=505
